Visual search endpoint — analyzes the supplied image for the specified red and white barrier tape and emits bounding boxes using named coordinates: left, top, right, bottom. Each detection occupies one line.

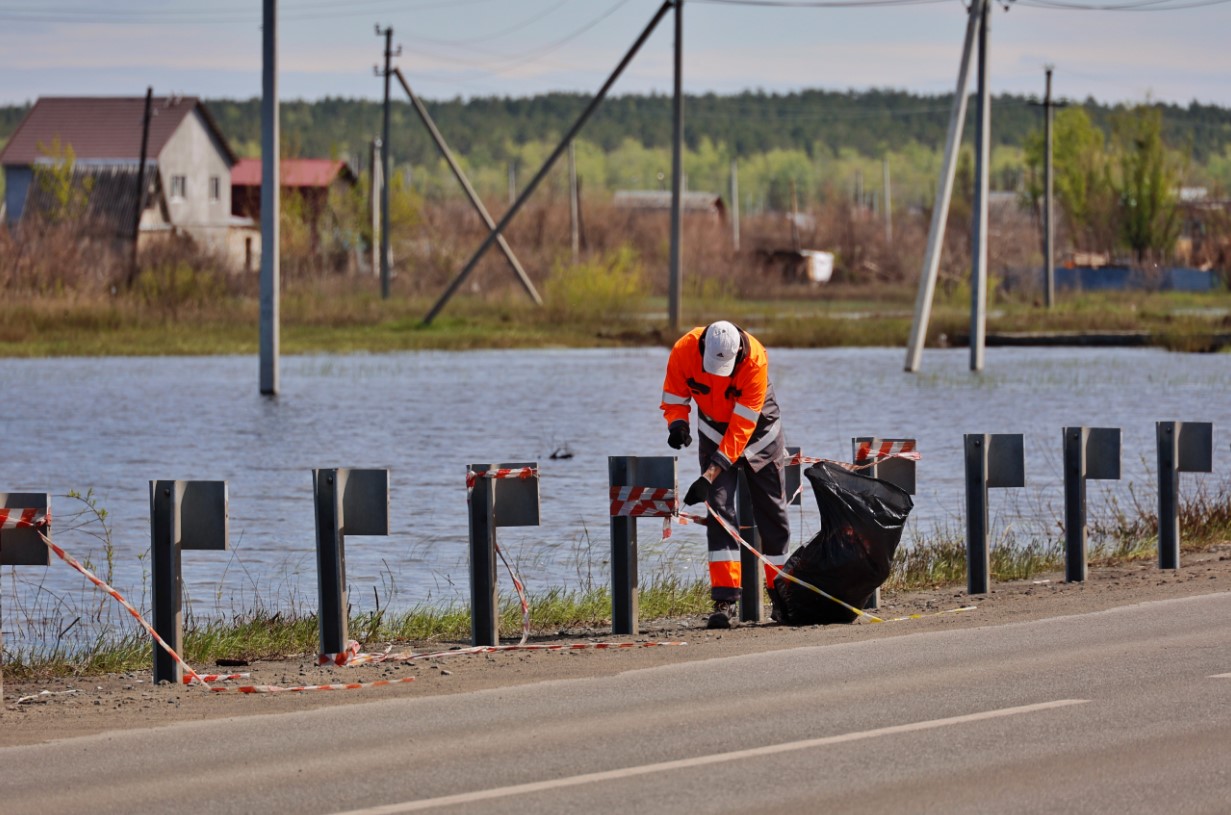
left=465, top=466, right=537, bottom=491
left=693, top=501, right=973, bottom=625
left=212, top=676, right=419, bottom=694
left=495, top=540, right=531, bottom=646
left=854, top=439, right=920, bottom=464
left=0, top=507, right=49, bottom=529
left=185, top=672, right=251, bottom=684
left=34, top=532, right=436, bottom=693
left=610, top=486, right=677, bottom=518
left=34, top=515, right=677, bottom=693
left=700, top=506, right=886, bottom=623
left=36, top=529, right=209, bottom=687
left=322, top=639, right=687, bottom=667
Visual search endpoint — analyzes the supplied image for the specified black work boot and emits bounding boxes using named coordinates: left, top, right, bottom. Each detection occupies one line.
left=707, top=600, right=737, bottom=629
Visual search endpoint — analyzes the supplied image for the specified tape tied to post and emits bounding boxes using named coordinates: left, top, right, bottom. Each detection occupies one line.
left=35, top=528, right=683, bottom=695
left=610, top=486, right=677, bottom=518
left=465, top=466, right=538, bottom=492
left=0, top=507, right=50, bottom=529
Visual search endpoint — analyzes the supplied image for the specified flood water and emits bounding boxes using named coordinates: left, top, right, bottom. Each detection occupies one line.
left=1, top=346, right=1228, bottom=648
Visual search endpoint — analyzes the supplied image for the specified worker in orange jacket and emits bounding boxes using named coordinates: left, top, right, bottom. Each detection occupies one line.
left=661, top=321, right=790, bottom=629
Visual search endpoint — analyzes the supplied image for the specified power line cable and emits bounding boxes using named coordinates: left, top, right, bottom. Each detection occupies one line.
left=693, top=0, right=953, bottom=7
left=1015, top=0, right=1231, bottom=8
left=402, top=0, right=634, bottom=78
left=411, top=0, right=572, bottom=46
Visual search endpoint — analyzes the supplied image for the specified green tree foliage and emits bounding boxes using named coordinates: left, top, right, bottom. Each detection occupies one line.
left=1023, top=107, right=1118, bottom=253
left=1111, top=104, right=1183, bottom=262
left=33, top=137, right=93, bottom=223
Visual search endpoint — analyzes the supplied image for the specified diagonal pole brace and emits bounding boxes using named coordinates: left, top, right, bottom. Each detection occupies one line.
left=394, top=68, right=542, bottom=306
left=423, top=0, right=674, bottom=325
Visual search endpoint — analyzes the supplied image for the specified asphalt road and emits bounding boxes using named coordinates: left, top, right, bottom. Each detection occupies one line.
left=3, top=592, right=1229, bottom=815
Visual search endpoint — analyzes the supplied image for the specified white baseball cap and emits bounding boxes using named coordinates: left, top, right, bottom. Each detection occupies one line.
left=702, top=321, right=740, bottom=376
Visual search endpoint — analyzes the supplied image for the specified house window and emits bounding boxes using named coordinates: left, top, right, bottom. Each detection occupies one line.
left=209, top=176, right=221, bottom=202
left=170, top=175, right=187, bottom=199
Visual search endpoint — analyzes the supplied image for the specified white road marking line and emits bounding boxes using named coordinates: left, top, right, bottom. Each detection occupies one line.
left=329, top=699, right=1089, bottom=815
left=1211, top=673, right=1231, bottom=679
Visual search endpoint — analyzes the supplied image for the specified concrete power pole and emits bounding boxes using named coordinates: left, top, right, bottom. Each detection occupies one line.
left=882, top=155, right=893, bottom=246
left=260, top=0, right=280, bottom=396
left=376, top=25, right=398, bottom=300
left=970, top=0, right=991, bottom=373
left=730, top=158, right=740, bottom=252
left=1044, top=66, right=1056, bottom=308
left=130, top=86, right=153, bottom=286
left=667, top=0, right=684, bottom=334
left=370, top=138, right=381, bottom=277
left=904, top=0, right=984, bottom=373
left=569, top=141, right=580, bottom=262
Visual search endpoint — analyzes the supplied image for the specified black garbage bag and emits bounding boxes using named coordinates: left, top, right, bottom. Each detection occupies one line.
left=772, top=460, right=913, bottom=625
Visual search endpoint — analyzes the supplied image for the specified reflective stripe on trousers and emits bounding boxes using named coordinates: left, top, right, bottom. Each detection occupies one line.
left=702, top=459, right=791, bottom=602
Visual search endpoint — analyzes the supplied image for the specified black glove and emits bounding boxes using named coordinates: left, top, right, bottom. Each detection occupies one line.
left=683, top=475, right=712, bottom=506
left=667, top=420, right=692, bottom=450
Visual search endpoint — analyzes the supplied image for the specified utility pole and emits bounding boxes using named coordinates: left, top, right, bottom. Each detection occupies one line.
left=370, top=138, right=381, bottom=277
left=730, top=158, right=740, bottom=252
left=260, top=0, right=279, bottom=396
left=569, top=141, right=580, bottom=262
left=882, top=155, right=893, bottom=245
left=130, top=86, right=153, bottom=286
left=970, top=0, right=991, bottom=373
left=790, top=178, right=800, bottom=251
left=375, top=24, right=399, bottom=300
left=667, top=0, right=684, bottom=333
left=1043, top=65, right=1056, bottom=308
left=904, top=0, right=984, bottom=373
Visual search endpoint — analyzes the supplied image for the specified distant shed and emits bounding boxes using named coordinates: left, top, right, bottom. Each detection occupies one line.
left=613, top=190, right=726, bottom=220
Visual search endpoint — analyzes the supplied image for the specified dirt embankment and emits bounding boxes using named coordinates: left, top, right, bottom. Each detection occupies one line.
left=3, top=545, right=1229, bottom=749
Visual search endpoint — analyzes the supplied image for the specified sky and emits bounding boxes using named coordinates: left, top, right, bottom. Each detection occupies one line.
left=1, top=0, right=1230, bottom=108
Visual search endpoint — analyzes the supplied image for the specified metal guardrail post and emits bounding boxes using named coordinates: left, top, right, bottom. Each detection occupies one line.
left=467, top=463, right=539, bottom=647
left=150, top=481, right=228, bottom=684
left=313, top=469, right=389, bottom=656
left=608, top=456, right=677, bottom=635
left=852, top=438, right=918, bottom=609
left=964, top=434, right=1024, bottom=595
left=1063, top=427, right=1121, bottom=582
left=736, top=469, right=763, bottom=623
left=0, top=493, right=51, bottom=702
left=1156, top=422, right=1213, bottom=570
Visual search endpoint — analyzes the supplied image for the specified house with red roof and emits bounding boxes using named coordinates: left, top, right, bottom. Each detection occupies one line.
left=231, top=158, right=358, bottom=261
left=230, top=158, right=357, bottom=222
left=0, top=95, right=244, bottom=263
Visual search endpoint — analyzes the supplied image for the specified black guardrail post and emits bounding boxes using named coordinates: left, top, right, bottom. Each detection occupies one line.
left=0, top=493, right=51, bottom=701
left=467, top=463, right=539, bottom=647
left=736, top=469, right=763, bottom=623
left=150, top=481, right=228, bottom=684
left=313, top=468, right=389, bottom=657
left=964, top=434, right=1024, bottom=595
left=608, top=456, right=676, bottom=635
left=1156, top=422, right=1213, bottom=570
left=1063, top=427, right=1121, bottom=582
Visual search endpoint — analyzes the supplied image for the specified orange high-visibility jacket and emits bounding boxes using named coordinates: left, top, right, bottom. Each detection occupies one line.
left=660, top=325, right=784, bottom=471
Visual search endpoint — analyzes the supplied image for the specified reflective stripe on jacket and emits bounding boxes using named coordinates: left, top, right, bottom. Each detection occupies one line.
left=660, top=325, right=784, bottom=472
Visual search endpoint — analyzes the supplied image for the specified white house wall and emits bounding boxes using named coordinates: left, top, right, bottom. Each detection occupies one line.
left=157, top=108, right=233, bottom=254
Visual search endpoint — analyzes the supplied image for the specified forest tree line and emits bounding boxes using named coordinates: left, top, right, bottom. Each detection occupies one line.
left=3, top=88, right=1231, bottom=209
